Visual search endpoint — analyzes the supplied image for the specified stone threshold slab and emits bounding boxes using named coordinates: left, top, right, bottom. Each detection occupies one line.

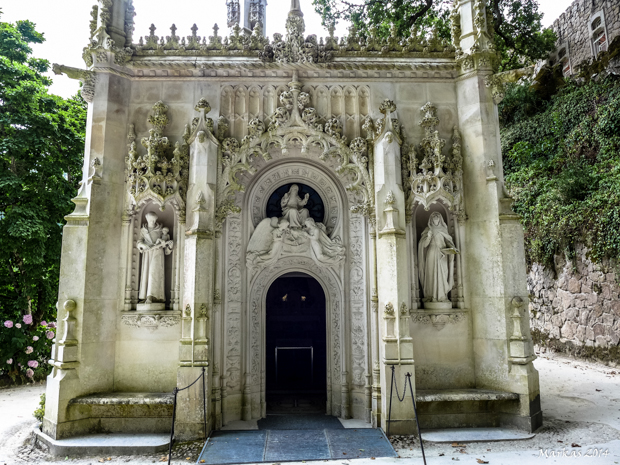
left=197, top=428, right=397, bottom=464
left=421, top=427, right=535, bottom=443
left=33, top=427, right=170, bottom=456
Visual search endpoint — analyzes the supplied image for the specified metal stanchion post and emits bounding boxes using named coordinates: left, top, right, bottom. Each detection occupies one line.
left=387, top=365, right=395, bottom=438
left=168, top=387, right=179, bottom=465
left=406, top=373, right=427, bottom=465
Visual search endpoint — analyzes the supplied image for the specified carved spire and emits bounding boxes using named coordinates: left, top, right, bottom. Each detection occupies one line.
left=289, top=0, right=304, bottom=17
left=227, top=0, right=241, bottom=28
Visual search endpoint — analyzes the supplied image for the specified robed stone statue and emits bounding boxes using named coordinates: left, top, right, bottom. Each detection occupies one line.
left=418, top=212, right=458, bottom=308
left=137, top=212, right=173, bottom=305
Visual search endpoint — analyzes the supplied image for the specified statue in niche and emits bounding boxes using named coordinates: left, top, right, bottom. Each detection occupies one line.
left=137, top=212, right=173, bottom=307
left=280, top=184, right=310, bottom=228
left=246, top=185, right=345, bottom=268
left=418, top=212, right=459, bottom=309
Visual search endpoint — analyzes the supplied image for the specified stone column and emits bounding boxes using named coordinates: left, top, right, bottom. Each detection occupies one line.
left=454, top=0, right=541, bottom=431
left=175, top=105, right=219, bottom=439
left=43, top=71, right=131, bottom=439
left=373, top=108, right=415, bottom=434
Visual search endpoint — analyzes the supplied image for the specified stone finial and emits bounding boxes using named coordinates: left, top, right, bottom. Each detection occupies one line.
left=289, top=0, right=304, bottom=17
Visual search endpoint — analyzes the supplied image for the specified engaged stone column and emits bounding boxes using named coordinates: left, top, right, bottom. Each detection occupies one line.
left=175, top=102, right=219, bottom=439
left=373, top=104, right=415, bottom=434
left=454, top=0, right=542, bottom=431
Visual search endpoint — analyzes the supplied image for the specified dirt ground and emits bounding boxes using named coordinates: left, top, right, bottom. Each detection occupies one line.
left=1, top=351, right=619, bottom=465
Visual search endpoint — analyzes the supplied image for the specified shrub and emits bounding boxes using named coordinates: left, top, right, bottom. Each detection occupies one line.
left=0, top=315, right=56, bottom=382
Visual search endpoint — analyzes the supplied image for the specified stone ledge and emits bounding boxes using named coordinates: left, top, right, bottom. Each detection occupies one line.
left=33, top=426, right=170, bottom=457
left=69, top=392, right=174, bottom=406
left=416, top=389, right=519, bottom=403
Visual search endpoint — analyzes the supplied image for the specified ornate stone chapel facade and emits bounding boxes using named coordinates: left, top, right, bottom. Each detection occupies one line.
left=44, top=0, right=542, bottom=441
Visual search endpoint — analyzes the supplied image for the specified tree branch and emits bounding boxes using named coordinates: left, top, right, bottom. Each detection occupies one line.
left=405, top=0, right=435, bottom=29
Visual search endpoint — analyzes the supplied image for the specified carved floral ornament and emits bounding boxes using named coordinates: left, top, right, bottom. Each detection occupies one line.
left=403, top=102, right=464, bottom=216
left=216, top=72, right=376, bottom=223
left=124, top=101, right=190, bottom=218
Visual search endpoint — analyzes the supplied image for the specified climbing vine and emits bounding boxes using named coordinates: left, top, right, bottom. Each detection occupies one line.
left=500, top=75, right=620, bottom=269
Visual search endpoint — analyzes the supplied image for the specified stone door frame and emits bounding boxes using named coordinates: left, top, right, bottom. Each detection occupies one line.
left=247, top=257, right=344, bottom=418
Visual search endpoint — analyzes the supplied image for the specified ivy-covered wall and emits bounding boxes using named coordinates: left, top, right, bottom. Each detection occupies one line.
left=528, top=244, right=620, bottom=364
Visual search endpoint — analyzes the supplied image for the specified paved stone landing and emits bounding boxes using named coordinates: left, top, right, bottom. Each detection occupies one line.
left=197, top=429, right=397, bottom=464
left=422, top=427, right=536, bottom=443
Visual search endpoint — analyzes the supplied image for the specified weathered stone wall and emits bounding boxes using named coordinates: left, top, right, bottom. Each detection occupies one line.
left=550, top=0, right=620, bottom=72
left=528, top=244, right=620, bottom=355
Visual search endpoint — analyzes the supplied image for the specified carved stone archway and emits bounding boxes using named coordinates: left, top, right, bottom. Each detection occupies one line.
left=246, top=256, right=345, bottom=419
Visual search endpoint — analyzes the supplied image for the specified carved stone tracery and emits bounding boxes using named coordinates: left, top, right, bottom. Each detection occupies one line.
left=405, top=103, right=463, bottom=214
left=125, top=102, right=189, bottom=215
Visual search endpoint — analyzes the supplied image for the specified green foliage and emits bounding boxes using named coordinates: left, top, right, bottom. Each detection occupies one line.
left=33, top=393, right=46, bottom=422
left=0, top=13, right=86, bottom=379
left=312, top=0, right=452, bottom=42
left=490, top=0, right=556, bottom=71
left=311, top=0, right=555, bottom=71
left=500, top=77, right=620, bottom=269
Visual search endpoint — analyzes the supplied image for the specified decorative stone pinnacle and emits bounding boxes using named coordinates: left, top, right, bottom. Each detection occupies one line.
left=379, top=99, right=397, bottom=115
left=195, top=98, right=211, bottom=115
left=289, top=0, right=304, bottom=17
left=384, top=190, right=396, bottom=206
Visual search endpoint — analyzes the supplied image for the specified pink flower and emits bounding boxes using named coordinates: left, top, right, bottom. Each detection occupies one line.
left=26, top=369, right=34, bottom=378
left=48, top=322, right=56, bottom=329
left=46, top=331, right=55, bottom=340
left=27, top=360, right=38, bottom=368
left=23, top=315, right=33, bottom=325
left=25, top=346, right=33, bottom=354
left=6, top=359, right=12, bottom=364
left=3, top=320, right=13, bottom=328
left=15, top=323, right=21, bottom=329
left=41, top=321, right=47, bottom=326
left=33, top=336, right=39, bottom=341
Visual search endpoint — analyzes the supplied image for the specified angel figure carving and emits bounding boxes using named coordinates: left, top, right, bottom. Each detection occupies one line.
left=418, top=212, right=458, bottom=306
left=246, top=185, right=345, bottom=268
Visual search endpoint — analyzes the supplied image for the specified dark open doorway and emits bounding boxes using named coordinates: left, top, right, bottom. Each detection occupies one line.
left=265, top=273, right=326, bottom=414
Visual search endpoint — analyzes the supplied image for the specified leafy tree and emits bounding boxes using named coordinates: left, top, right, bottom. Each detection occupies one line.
left=0, top=12, right=86, bottom=332
left=311, top=0, right=556, bottom=71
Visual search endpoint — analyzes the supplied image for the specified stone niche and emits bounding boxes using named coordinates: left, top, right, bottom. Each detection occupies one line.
left=134, top=202, right=177, bottom=311
left=412, top=202, right=461, bottom=309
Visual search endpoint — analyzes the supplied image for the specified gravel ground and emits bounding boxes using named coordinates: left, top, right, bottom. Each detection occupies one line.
left=1, top=351, right=619, bottom=465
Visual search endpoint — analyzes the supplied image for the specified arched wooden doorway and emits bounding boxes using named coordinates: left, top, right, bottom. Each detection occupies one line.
left=265, top=272, right=327, bottom=413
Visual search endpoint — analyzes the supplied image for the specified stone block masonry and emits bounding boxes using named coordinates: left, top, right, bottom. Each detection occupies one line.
left=528, top=244, right=620, bottom=362
left=550, top=0, right=620, bottom=73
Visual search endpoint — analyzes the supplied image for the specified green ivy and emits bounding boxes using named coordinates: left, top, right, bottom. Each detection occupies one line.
left=500, top=76, right=620, bottom=269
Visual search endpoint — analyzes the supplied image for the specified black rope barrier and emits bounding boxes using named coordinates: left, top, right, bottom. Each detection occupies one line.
left=168, top=367, right=207, bottom=465
left=386, top=365, right=427, bottom=465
